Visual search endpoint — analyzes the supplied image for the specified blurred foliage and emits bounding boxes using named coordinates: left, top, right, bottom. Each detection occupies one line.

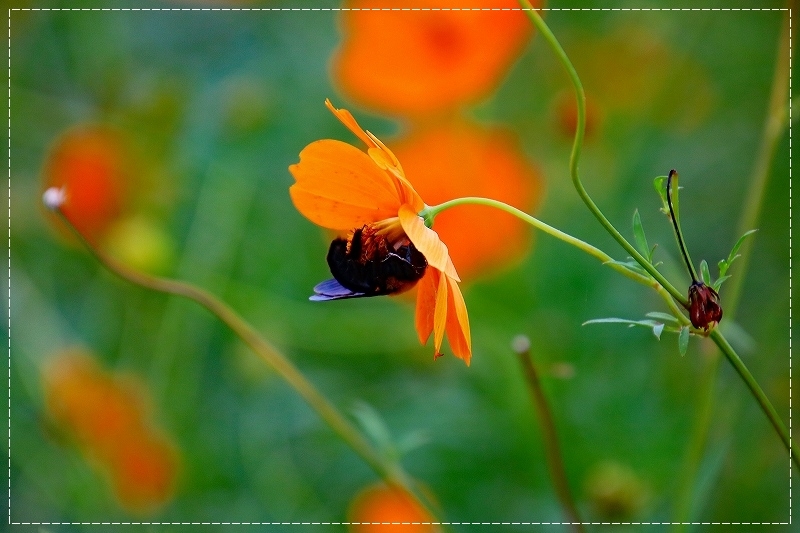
left=8, top=0, right=791, bottom=529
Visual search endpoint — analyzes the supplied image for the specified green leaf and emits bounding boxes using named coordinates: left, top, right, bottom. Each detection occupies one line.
left=700, top=260, right=711, bottom=285
left=653, top=175, right=669, bottom=214
left=678, top=326, right=690, bottom=356
left=351, top=401, right=395, bottom=458
left=727, top=229, right=758, bottom=264
left=717, top=229, right=757, bottom=282
left=712, top=275, right=731, bottom=292
left=583, top=317, right=679, bottom=340
left=395, top=431, right=429, bottom=456
left=718, top=258, right=729, bottom=278
left=582, top=318, right=660, bottom=327
left=632, top=209, right=650, bottom=261
left=646, top=312, right=680, bottom=323
left=604, top=259, right=649, bottom=277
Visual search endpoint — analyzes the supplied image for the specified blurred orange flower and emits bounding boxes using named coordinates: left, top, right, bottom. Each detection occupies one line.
left=331, top=0, right=535, bottom=117
left=392, top=120, right=541, bottom=279
left=290, top=100, right=471, bottom=364
left=42, top=126, right=132, bottom=242
left=348, top=484, right=437, bottom=532
left=43, top=349, right=179, bottom=514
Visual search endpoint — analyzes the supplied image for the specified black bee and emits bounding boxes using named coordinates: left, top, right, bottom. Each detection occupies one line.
left=310, top=226, right=427, bottom=301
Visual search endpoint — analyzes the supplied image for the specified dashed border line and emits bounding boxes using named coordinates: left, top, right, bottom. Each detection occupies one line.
left=6, top=5, right=792, bottom=527
left=3, top=522, right=796, bottom=526
left=789, top=5, right=794, bottom=527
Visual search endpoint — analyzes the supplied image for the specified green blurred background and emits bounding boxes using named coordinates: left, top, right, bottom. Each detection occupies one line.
left=8, top=0, right=793, bottom=529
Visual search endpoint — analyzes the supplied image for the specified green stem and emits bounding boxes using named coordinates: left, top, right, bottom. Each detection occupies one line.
left=425, top=197, right=691, bottom=328
left=514, top=338, right=585, bottom=532
left=518, top=1, right=687, bottom=307
left=710, top=329, right=799, bottom=470
left=50, top=206, right=436, bottom=518
left=673, top=13, right=792, bottom=526
left=518, top=1, right=797, bottom=475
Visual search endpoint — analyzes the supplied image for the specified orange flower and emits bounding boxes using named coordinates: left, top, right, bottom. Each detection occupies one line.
left=42, top=126, right=131, bottom=243
left=43, top=349, right=179, bottom=513
left=331, top=0, right=535, bottom=117
left=289, top=100, right=471, bottom=364
left=391, top=120, right=541, bottom=279
left=348, top=483, right=437, bottom=532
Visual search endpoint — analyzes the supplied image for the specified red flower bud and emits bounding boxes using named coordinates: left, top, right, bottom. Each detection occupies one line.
left=688, top=282, right=723, bottom=331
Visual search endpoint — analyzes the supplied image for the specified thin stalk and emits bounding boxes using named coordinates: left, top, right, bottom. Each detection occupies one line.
left=518, top=2, right=797, bottom=472
left=425, top=197, right=691, bottom=327
left=48, top=203, right=437, bottom=519
left=518, top=1, right=687, bottom=307
left=514, top=337, right=584, bottom=532
left=710, top=329, right=799, bottom=470
left=672, top=11, right=792, bottom=528
left=666, top=170, right=700, bottom=284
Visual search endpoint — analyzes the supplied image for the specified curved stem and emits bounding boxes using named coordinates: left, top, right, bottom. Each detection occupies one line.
left=518, top=1, right=687, bottom=307
left=427, top=197, right=613, bottom=266
left=673, top=11, right=792, bottom=527
left=49, top=206, right=436, bottom=518
left=519, top=1, right=797, bottom=472
left=709, top=329, right=799, bottom=469
left=426, top=197, right=692, bottom=329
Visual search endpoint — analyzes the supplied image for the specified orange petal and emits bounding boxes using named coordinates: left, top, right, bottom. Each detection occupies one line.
left=325, top=98, right=375, bottom=148
left=433, top=269, right=448, bottom=355
left=391, top=120, right=541, bottom=280
left=332, top=0, right=535, bottom=116
left=289, top=139, right=402, bottom=230
left=445, top=276, right=471, bottom=365
left=398, top=204, right=460, bottom=281
left=414, top=268, right=438, bottom=345
left=322, top=100, right=425, bottom=214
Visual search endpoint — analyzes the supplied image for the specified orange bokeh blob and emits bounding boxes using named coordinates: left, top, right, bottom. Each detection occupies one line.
left=108, top=433, right=179, bottom=514
left=391, top=120, right=542, bottom=280
left=332, top=0, right=536, bottom=117
left=348, top=484, right=437, bottom=532
left=42, top=126, right=131, bottom=242
left=43, top=349, right=179, bottom=514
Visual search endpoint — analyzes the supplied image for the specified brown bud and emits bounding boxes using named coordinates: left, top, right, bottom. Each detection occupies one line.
left=688, top=281, right=723, bottom=330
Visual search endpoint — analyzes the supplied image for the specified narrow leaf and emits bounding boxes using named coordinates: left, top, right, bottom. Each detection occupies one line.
left=712, top=275, right=731, bottom=292
left=646, top=312, right=679, bottom=323
left=351, top=401, right=394, bottom=455
left=632, top=209, right=650, bottom=260
left=583, top=318, right=660, bottom=327
left=678, top=326, right=690, bottom=356
left=652, top=323, right=665, bottom=340
left=700, top=260, right=711, bottom=285
left=583, top=318, right=649, bottom=326
left=653, top=175, right=669, bottom=214
left=718, top=258, right=729, bottom=278
left=604, top=259, right=649, bottom=277
left=395, top=431, right=429, bottom=456
left=727, top=229, right=758, bottom=263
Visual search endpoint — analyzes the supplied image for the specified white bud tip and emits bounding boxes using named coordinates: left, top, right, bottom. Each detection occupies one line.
left=42, top=187, right=66, bottom=210
left=511, top=334, right=531, bottom=355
